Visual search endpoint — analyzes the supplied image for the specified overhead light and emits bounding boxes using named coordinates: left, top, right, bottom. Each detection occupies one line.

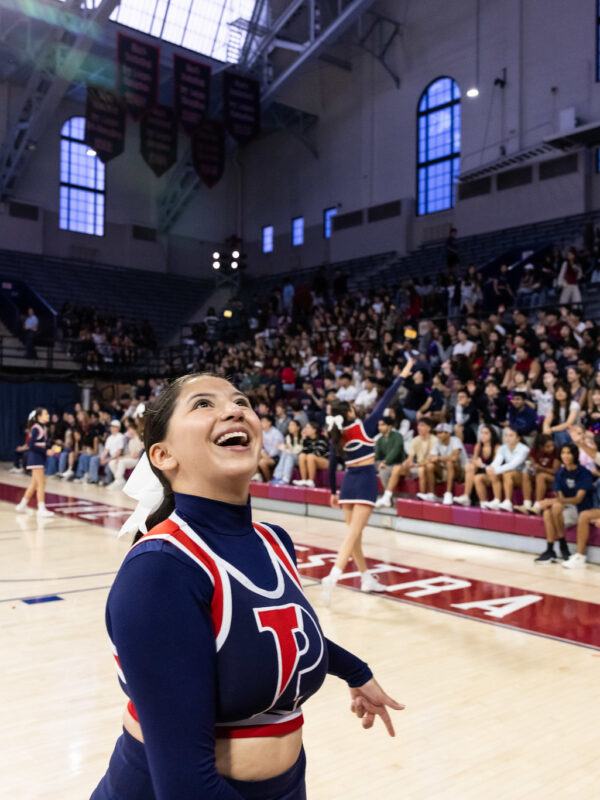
left=212, top=251, right=220, bottom=259
left=212, top=261, right=220, bottom=269
left=223, top=309, right=232, bottom=318
left=86, top=148, right=97, bottom=156
left=232, top=250, right=240, bottom=259
left=466, top=87, right=479, bottom=98
left=231, top=261, right=238, bottom=269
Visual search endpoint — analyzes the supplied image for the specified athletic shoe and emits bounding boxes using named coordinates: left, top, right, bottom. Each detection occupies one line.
left=270, top=478, right=284, bottom=485
left=534, top=549, right=557, bottom=564
left=37, top=506, right=55, bottom=518
left=360, top=572, right=387, bottom=592
left=453, top=494, right=471, bottom=507
left=417, top=492, right=436, bottom=502
left=85, top=477, right=98, bottom=484
left=531, top=502, right=542, bottom=515
left=498, top=499, right=513, bottom=512
left=321, top=575, right=336, bottom=606
left=562, top=553, right=587, bottom=569
left=62, top=468, right=74, bottom=481
left=292, top=479, right=306, bottom=486
left=559, top=541, right=571, bottom=561
left=442, top=491, right=453, bottom=505
left=514, top=504, right=531, bottom=514
left=107, top=479, right=126, bottom=492
left=72, top=477, right=85, bottom=484
left=9, top=467, right=24, bottom=474
left=375, top=494, right=393, bottom=508
left=304, top=479, right=315, bottom=488
left=484, top=498, right=501, bottom=511
left=15, top=502, right=33, bottom=515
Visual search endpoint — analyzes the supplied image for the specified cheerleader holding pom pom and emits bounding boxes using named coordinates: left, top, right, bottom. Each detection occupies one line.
left=15, top=407, right=55, bottom=518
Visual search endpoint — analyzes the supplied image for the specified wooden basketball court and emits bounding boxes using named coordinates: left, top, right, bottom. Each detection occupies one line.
left=1, top=471, right=598, bottom=800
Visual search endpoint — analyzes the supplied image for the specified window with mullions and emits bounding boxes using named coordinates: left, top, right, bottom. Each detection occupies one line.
left=323, top=207, right=337, bottom=239
left=291, top=216, right=304, bottom=246
left=417, top=77, right=461, bottom=216
left=262, top=225, right=274, bottom=253
left=59, top=117, right=105, bottom=236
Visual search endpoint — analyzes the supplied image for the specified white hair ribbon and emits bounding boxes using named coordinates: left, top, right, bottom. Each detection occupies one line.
left=326, top=414, right=344, bottom=432
left=118, top=453, right=165, bottom=538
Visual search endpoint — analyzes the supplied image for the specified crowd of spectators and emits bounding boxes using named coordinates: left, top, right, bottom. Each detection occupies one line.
left=11, top=239, right=600, bottom=566
left=57, top=301, right=157, bottom=370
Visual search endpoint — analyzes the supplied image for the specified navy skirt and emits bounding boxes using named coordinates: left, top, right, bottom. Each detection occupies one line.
left=90, top=729, right=307, bottom=800
left=26, top=449, right=46, bottom=469
left=339, top=463, right=378, bottom=506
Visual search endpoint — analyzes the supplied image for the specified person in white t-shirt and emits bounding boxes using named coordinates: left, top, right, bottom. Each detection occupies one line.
left=99, top=419, right=126, bottom=485
left=336, top=373, right=358, bottom=403
left=425, top=423, right=467, bottom=505
left=354, top=376, right=378, bottom=411
left=452, top=329, right=475, bottom=357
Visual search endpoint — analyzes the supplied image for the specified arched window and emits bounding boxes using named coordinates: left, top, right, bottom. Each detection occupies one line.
left=417, top=77, right=461, bottom=216
left=59, top=116, right=105, bottom=236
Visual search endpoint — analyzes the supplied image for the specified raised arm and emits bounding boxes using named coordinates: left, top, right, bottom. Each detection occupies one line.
left=364, top=358, right=415, bottom=438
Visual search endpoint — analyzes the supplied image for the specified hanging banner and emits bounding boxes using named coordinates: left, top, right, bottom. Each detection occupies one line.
left=173, top=54, right=211, bottom=135
left=116, top=33, right=160, bottom=120
left=222, top=72, right=260, bottom=145
left=191, top=119, right=225, bottom=188
left=140, top=106, right=178, bottom=177
left=84, top=87, right=126, bottom=163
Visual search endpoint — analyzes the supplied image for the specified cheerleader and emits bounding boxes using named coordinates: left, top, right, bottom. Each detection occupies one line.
left=322, top=359, right=415, bottom=604
left=90, top=374, right=404, bottom=800
left=15, top=407, right=55, bottom=518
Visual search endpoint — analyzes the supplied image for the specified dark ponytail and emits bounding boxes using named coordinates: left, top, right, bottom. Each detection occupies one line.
left=329, top=400, right=351, bottom=459
left=132, top=373, right=205, bottom=544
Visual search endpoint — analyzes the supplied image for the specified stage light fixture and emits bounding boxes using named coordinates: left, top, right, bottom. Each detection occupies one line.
left=466, top=87, right=479, bottom=98
left=223, top=309, right=233, bottom=318
left=213, top=251, right=220, bottom=259
left=212, top=261, right=220, bottom=269
left=231, top=261, right=238, bottom=269
left=232, top=250, right=240, bottom=259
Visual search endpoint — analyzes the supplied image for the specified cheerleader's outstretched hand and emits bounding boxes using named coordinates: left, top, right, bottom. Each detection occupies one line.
left=349, top=677, right=405, bottom=737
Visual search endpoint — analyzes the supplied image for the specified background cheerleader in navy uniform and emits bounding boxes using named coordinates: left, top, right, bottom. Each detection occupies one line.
left=15, top=407, right=55, bottom=518
left=322, top=359, right=415, bottom=604
left=90, top=374, right=404, bottom=800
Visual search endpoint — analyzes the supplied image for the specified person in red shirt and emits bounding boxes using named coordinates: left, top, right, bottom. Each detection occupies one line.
left=514, top=434, right=559, bottom=515
left=280, top=364, right=296, bottom=391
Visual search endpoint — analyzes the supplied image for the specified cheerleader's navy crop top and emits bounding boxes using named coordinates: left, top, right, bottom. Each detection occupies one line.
left=106, top=493, right=372, bottom=800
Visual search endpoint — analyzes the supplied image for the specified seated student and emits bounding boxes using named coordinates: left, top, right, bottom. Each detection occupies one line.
left=452, top=388, right=477, bottom=443
left=542, top=381, right=579, bottom=446
left=506, top=389, right=538, bottom=445
left=273, top=400, right=290, bottom=436
left=107, top=418, right=144, bottom=491
left=9, top=427, right=29, bottom=473
left=477, top=380, right=509, bottom=435
left=428, top=373, right=448, bottom=423
left=534, top=443, right=594, bottom=564
left=476, top=427, right=529, bottom=511
left=566, top=424, right=600, bottom=478
left=271, top=418, right=303, bottom=484
left=392, top=416, right=434, bottom=502
left=454, top=424, right=500, bottom=507
left=374, top=416, right=407, bottom=507
left=402, top=369, right=430, bottom=422
left=426, top=423, right=467, bottom=505
left=253, top=414, right=284, bottom=482
left=565, top=504, right=600, bottom=568
left=292, top=420, right=329, bottom=487
left=514, top=433, right=560, bottom=514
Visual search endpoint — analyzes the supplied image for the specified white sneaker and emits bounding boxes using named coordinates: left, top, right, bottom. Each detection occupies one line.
left=499, top=499, right=513, bottom=512
left=15, top=501, right=33, bottom=515
left=321, top=575, right=337, bottom=606
left=107, top=479, right=126, bottom=492
left=531, top=502, right=542, bottom=515
left=453, top=494, right=471, bottom=507
left=251, top=473, right=263, bottom=482
left=427, top=492, right=438, bottom=502
left=562, top=553, right=587, bottom=569
left=62, top=469, right=74, bottom=480
left=360, top=572, right=387, bottom=592
left=442, top=491, right=453, bottom=505
left=485, top=498, right=501, bottom=511
left=9, top=467, right=24, bottom=474
left=304, top=479, right=315, bottom=488
left=292, top=479, right=305, bottom=486
left=37, top=506, right=55, bottom=518
left=375, top=493, right=393, bottom=508
left=416, top=492, right=429, bottom=501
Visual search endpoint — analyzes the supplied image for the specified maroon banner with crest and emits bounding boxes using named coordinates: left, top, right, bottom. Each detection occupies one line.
left=140, top=106, right=178, bottom=177
left=116, top=33, right=160, bottom=120
left=173, top=54, right=211, bottom=135
left=191, top=119, right=225, bottom=188
left=84, top=87, right=126, bottom=163
left=222, top=72, right=260, bottom=145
